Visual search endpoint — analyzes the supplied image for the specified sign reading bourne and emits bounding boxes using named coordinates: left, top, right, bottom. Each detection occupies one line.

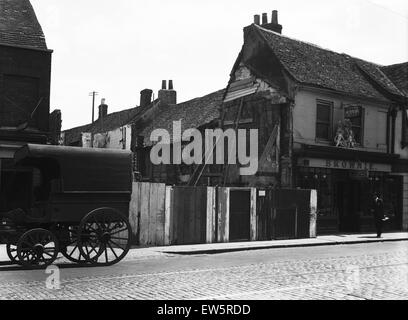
left=298, top=158, right=392, bottom=172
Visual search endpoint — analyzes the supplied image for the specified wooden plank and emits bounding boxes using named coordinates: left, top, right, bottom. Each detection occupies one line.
left=164, top=186, right=172, bottom=245
left=185, top=188, right=194, bottom=244
left=217, top=188, right=224, bottom=243
left=139, top=183, right=150, bottom=245
left=206, top=187, right=215, bottom=243
left=217, top=187, right=230, bottom=243
left=128, top=182, right=140, bottom=242
left=225, top=188, right=230, bottom=242
left=309, top=189, right=317, bottom=238
left=193, top=188, right=202, bottom=244
left=200, top=187, right=208, bottom=243
left=155, top=183, right=166, bottom=245
left=250, top=188, right=257, bottom=241
left=148, top=183, right=158, bottom=245
left=170, top=187, right=177, bottom=245
left=175, top=188, right=183, bottom=244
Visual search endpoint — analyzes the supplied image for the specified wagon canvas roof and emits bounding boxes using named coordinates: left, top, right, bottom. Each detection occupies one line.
left=15, top=144, right=132, bottom=192
left=0, top=0, right=48, bottom=51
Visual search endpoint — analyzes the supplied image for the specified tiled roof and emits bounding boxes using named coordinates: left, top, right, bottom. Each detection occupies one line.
left=0, top=0, right=47, bottom=50
left=253, top=25, right=404, bottom=101
left=381, top=62, right=408, bottom=97
left=64, top=106, right=145, bottom=145
left=140, top=89, right=225, bottom=146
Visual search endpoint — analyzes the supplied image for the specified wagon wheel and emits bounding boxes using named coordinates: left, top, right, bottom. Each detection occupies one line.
left=6, top=243, right=20, bottom=265
left=60, top=226, right=87, bottom=264
left=17, top=229, right=59, bottom=268
left=78, top=208, right=132, bottom=266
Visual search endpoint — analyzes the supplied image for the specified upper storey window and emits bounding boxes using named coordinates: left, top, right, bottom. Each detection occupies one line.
left=316, top=100, right=333, bottom=141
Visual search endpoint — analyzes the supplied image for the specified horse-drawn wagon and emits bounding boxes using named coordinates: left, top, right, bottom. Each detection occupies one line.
left=0, top=144, right=133, bottom=268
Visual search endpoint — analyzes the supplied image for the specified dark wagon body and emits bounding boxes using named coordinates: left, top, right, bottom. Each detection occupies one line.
left=0, top=144, right=134, bottom=267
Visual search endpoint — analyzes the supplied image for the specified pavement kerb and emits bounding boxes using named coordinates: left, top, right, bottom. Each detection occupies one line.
left=159, top=237, right=408, bottom=255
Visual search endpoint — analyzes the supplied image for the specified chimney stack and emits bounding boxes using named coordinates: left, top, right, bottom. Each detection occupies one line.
left=262, top=13, right=268, bottom=24
left=98, top=98, right=108, bottom=120
left=158, top=80, right=177, bottom=105
left=140, top=89, right=153, bottom=108
left=272, top=10, right=278, bottom=24
left=254, top=14, right=260, bottom=25
left=258, top=10, right=282, bottom=34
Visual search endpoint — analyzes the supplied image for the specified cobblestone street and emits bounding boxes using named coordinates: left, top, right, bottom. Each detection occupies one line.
left=1, top=241, right=408, bottom=300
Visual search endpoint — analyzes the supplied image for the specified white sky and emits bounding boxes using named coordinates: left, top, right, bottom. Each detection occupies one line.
left=30, top=0, right=408, bottom=130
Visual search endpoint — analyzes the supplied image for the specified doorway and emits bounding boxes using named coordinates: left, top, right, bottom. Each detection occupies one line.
left=337, top=179, right=364, bottom=233
left=229, top=190, right=251, bottom=241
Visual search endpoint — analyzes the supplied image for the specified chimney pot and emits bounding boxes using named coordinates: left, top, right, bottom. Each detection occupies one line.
left=257, top=10, right=283, bottom=34
left=272, top=10, right=278, bottom=24
left=158, top=80, right=177, bottom=105
left=161, top=80, right=167, bottom=90
left=254, top=14, right=260, bottom=25
left=262, top=13, right=268, bottom=25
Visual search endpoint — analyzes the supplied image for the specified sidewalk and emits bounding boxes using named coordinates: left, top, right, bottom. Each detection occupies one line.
left=133, top=232, right=408, bottom=256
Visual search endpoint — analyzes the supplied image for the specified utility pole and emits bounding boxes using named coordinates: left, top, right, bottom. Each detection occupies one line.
left=89, top=91, right=99, bottom=123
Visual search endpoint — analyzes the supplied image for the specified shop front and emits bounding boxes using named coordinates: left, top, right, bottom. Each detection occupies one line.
left=295, top=156, right=403, bottom=235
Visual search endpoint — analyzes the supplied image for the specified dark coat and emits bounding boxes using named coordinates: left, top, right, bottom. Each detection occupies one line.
left=372, top=197, right=385, bottom=222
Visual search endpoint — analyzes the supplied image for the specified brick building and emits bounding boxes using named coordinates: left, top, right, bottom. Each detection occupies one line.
left=0, top=0, right=54, bottom=212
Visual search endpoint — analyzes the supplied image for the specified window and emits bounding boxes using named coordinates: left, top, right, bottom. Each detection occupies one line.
left=377, top=111, right=387, bottom=148
left=316, top=100, right=333, bottom=140
left=1, top=75, right=40, bottom=128
left=344, top=106, right=364, bottom=145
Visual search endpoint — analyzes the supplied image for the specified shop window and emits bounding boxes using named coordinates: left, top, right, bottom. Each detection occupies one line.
left=316, top=100, right=333, bottom=141
left=297, top=167, right=333, bottom=218
left=344, top=106, right=364, bottom=145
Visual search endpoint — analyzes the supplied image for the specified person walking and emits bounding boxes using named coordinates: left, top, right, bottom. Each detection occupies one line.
left=371, top=193, right=385, bottom=238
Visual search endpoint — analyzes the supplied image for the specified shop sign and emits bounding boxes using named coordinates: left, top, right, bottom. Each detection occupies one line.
left=325, top=159, right=373, bottom=170
left=298, top=158, right=391, bottom=173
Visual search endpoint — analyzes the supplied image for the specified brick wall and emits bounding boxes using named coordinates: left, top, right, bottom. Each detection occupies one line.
left=0, top=45, right=52, bottom=140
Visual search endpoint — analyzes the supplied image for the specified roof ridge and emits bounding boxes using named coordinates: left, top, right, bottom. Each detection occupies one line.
left=254, top=24, right=349, bottom=58
left=254, top=24, right=389, bottom=68
left=175, top=89, right=225, bottom=106
left=382, top=61, right=408, bottom=69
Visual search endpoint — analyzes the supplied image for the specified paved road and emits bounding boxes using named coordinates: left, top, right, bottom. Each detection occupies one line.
left=0, top=241, right=408, bottom=300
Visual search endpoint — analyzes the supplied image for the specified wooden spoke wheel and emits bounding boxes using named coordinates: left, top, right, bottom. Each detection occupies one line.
left=60, top=226, right=87, bottom=264
left=17, top=229, right=59, bottom=268
left=6, top=243, right=20, bottom=265
left=78, top=208, right=132, bottom=266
